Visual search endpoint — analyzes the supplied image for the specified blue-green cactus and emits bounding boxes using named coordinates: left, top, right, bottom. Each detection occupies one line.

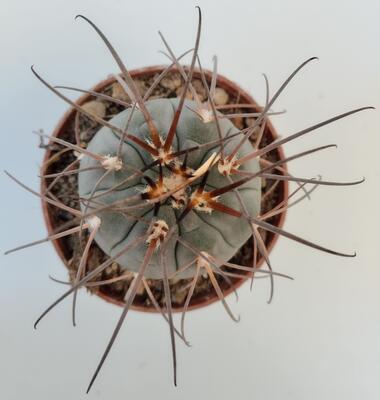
left=78, top=98, right=261, bottom=279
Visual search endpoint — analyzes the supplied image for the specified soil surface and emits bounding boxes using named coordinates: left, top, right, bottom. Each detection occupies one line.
left=42, top=70, right=285, bottom=310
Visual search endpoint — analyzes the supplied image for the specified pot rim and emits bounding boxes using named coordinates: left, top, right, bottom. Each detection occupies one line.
left=41, top=65, right=288, bottom=313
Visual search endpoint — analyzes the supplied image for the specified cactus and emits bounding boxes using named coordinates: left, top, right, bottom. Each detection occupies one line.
left=5, top=7, right=372, bottom=393
left=78, top=97, right=261, bottom=280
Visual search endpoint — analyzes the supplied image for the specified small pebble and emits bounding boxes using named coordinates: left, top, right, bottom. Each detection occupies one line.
left=172, top=287, right=188, bottom=304
left=135, top=80, right=148, bottom=96
left=81, top=101, right=106, bottom=119
left=104, top=262, right=119, bottom=277
left=213, top=87, right=229, bottom=105
left=111, top=82, right=130, bottom=102
left=160, top=74, right=182, bottom=91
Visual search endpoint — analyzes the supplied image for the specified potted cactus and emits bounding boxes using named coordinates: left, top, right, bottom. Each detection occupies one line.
left=5, top=8, right=371, bottom=393
left=39, top=65, right=289, bottom=314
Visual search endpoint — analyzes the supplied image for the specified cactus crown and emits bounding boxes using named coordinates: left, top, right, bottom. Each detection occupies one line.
left=5, top=7, right=371, bottom=393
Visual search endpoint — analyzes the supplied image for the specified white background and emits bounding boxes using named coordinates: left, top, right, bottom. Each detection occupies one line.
left=1, top=0, right=380, bottom=399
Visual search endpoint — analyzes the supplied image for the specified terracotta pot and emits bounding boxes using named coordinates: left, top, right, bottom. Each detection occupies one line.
left=41, top=66, right=288, bottom=313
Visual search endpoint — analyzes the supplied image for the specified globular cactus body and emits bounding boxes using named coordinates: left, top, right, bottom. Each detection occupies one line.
left=79, top=98, right=261, bottom=279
